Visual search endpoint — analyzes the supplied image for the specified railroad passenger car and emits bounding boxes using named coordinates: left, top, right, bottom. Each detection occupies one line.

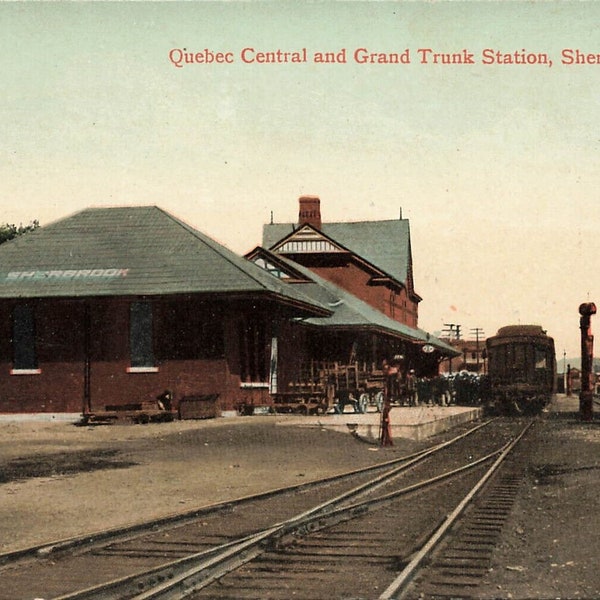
left=485, top=325, right=556, bottom=414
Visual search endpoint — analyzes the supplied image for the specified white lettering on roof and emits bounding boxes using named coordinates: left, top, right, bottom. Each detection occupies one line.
left=5, top=269, right=129, bottom=281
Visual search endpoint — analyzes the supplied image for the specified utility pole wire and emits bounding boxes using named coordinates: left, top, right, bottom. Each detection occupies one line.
left=443, top=323, right=461, bottom=340
left=470, top=327, right=485, bottom=371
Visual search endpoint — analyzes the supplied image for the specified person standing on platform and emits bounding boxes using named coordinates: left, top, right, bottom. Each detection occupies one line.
left=380, top=358, right=394, bottom=446
left=406, top=369, right=417, bottom=406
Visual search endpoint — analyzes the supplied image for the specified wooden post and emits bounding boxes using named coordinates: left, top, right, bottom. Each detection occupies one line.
left=83, top=301, right=92, bottom=414
left=380, top=363, right=393, bottom=446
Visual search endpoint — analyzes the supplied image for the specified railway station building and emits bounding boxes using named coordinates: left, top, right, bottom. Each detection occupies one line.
left=0, top=206, right=330, bottom=420
left=0, top=201, right=457, bottom=420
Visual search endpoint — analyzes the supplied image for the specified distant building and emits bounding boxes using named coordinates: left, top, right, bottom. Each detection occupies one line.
left=567, top=367, right=581, bottom=394
left=440, top=339, right=487, bottom=374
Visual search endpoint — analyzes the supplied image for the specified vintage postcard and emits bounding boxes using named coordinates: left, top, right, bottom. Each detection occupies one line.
left=0, top=2, right=598, bottom=599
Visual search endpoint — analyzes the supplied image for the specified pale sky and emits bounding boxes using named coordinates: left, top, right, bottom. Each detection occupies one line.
left=1, top=1, right=599, bottom=361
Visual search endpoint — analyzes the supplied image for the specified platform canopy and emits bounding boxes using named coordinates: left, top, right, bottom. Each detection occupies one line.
left=247, top=247, right=459, bottom=357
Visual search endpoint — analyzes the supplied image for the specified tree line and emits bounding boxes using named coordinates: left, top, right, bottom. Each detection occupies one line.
left=0, top=220, right=40, bottom=245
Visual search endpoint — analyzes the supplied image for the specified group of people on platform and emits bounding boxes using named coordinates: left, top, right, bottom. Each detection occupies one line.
left=383, top=357, right=485, bottom=407
left=332, top=359, right=486, bottom=415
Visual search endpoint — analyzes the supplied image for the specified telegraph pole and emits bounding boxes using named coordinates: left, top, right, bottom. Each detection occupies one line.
left=442, top=324, right=461, bottom=374
left=443, top=323, right=461, bottom=340
left=470, top=327, right=485, bottom=372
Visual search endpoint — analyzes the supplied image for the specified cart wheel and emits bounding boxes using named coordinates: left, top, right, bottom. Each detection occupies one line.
left=358, top=393, right=369, bottom=414
left=375, top=391, right=384, bottom=413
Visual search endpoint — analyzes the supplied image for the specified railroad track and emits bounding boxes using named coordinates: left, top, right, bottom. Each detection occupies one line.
left=182, top=420, right=533, bottom=600
left=381, top=421, right=532, bottom=599
left=1, top=418, right=533, bottom=600
left=398, top=473, right=524, bottom=599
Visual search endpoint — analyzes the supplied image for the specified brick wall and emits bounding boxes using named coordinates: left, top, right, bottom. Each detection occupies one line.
left=306, top=262, right=419, bottom=328
left=0, top=297, right=286, bottom=415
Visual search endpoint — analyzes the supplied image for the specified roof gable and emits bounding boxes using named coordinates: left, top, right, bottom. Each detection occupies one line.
left=270, top=224, right=348, bottom=255
left=263, top=219, right=415, bottom=295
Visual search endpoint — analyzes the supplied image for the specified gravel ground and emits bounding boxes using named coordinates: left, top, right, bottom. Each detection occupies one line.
left=476, top=395, right=600, bottom=600
left=0, top=397, right=598, bottom=599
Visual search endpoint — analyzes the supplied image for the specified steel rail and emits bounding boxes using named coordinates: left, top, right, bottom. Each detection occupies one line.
left=378, top=420, right=534, bottom=600
left=121, top=444, right=504, bottom=600
left=1, top=457, right=406, bottom=566
left=268, top=442, right=506, bottom=551
left=265, top=417, right=495, bottom=530
left=48, top=420, right=496, bottom=600
left=125, top=437, right=507, bottom=600
left=1, top=419, right=494, bottom=569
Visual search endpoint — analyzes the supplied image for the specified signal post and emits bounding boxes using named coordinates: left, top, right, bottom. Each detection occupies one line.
left=579, top=302, right=596, bottom=422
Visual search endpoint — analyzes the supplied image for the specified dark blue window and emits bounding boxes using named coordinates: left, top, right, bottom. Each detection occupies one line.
left=130, top=302, right=154, bottom=367
left=12, top=304, right=37, bottom=370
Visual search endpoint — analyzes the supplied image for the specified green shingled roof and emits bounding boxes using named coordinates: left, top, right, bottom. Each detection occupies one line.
left=0, top=206, right=329, bottom=315
left=263, top=219, right=412, bottom=287
left=250, top=249, right=459, bottom=356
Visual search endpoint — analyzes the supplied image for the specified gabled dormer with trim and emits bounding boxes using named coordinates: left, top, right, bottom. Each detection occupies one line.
left=271, top=224, right=351, bottom=257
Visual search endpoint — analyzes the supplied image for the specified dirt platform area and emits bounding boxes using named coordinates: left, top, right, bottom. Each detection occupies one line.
left=0, top=414, right=425, bottom=554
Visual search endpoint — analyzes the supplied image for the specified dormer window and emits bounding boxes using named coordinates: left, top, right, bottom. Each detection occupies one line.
left=253, top=257, right=290, bottom=279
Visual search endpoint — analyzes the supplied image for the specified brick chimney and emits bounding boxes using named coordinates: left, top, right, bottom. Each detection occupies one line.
left=298, top=195, right=322, bottom=229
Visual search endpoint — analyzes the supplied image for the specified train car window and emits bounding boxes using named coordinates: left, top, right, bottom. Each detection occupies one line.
left=501, top=344, right=509, bottom=377
left=514, top=344, right=525, bottom=365
left=535, top=349, right=547, bottom=369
